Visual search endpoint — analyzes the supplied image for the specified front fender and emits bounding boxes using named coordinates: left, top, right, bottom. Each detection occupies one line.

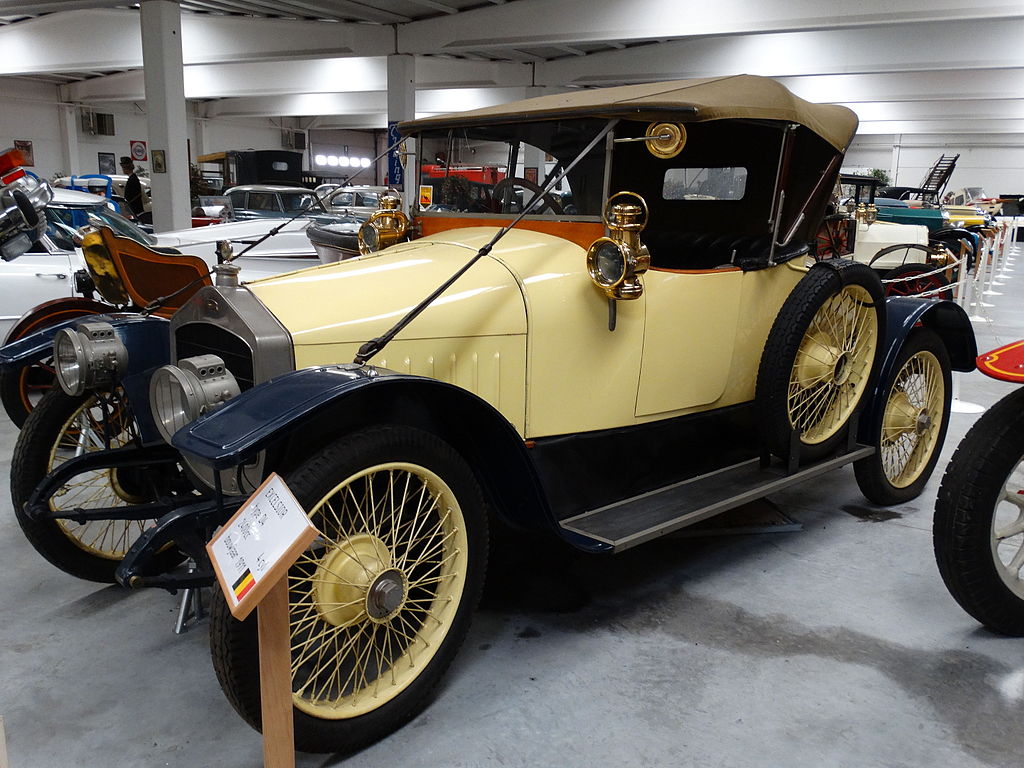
left=2, top=297, right=113, bottom=346
left=172, top=365, right=558, bottom=536
left=858, top=297, right=976, bottom=443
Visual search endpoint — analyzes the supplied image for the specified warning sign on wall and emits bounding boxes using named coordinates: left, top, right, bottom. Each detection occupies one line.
left=129, top=140, right=148, bottom=162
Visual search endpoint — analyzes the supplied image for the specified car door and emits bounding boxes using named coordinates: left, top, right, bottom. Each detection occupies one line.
left=636, top=268, right=743, bottom=417
left=0, top=234, right=76, bottom=340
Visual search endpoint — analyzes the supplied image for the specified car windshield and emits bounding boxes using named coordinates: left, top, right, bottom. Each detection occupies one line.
left=45, top=202, right=156, bottom=250
left=416, top=118, right=608, bottom=217
left=280, top=193, right=314, bottom=213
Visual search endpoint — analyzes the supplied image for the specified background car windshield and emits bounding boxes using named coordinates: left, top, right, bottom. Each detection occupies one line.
left=416, top=118, right=608, bottom=217
left=280, top=192, right=313, bottom=213
left=45, top=203, right=156, bottom=249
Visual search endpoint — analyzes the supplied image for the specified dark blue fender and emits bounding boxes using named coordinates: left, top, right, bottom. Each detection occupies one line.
left=172, top=364, right=564, bottom=540
left=0, top=313, right=171, bottom=442
left=858, top=297, right=977, bottom=444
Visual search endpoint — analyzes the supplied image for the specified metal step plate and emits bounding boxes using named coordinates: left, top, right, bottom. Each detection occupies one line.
left=559, top=446, right=874, bottom=552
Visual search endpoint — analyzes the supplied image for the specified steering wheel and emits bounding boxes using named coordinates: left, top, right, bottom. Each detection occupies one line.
left=493, top=177, right=563, bottom=215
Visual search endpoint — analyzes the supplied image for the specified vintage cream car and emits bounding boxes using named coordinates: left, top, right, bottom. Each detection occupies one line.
left=4, top=76, right=976, bottom=754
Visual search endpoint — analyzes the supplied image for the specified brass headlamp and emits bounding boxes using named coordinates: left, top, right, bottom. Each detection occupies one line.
left=358, top=192, right=409, bottom=254
left=586, top=191, right=650, bottom=301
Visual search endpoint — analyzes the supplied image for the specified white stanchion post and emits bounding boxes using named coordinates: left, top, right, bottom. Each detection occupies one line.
left=966, top=242, right=990, bottom=322
left=984, top=233, right=1003, bottom=295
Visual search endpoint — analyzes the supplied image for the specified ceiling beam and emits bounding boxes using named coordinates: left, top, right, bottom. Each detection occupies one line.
left=65, top=55, right=532, bottom=101
left=0, top=8, right=392, bottom=75
left=199, top=86, right=535, bottom=119
left=399, top=0, right=1024, bottom=53
left=535, top=19, right=1024, bottom=85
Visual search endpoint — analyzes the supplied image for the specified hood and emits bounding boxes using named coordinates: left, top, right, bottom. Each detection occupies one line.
left=157, top=217, right=312, bottom=247
left=245, top=227, right=583, bottom=346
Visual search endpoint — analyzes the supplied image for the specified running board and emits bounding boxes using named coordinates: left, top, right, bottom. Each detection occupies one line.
left=559, top=445, right=874, bottom=552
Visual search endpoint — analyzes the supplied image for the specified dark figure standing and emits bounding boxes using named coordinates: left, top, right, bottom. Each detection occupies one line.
left=119, top=156, right=151, bottom=224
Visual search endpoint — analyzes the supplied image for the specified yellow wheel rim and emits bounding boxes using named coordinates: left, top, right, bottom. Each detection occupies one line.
left=48, top=394, right=153, bottom=559
left=880, top=349, right=945, bottom=487
left=289, top=462, right=469, bottom=718
left=788, top=284, right=878, bottom=444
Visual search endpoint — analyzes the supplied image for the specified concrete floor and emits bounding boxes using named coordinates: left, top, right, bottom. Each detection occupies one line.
left=2, top=245, right=1024, bottom=768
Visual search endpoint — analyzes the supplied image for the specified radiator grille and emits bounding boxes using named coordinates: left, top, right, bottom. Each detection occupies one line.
left=175, top=323, right=255, bottom=391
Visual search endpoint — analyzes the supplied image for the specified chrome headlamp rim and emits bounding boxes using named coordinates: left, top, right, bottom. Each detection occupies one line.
left=149, top=355, right=240, bottom=445
left=54, top=327, right=88, bottom=397
left=53, top=322, right=128, bottom=397
left=587, top=237, right=628, bottom=289
left=150, top=364, right=202, bottom=444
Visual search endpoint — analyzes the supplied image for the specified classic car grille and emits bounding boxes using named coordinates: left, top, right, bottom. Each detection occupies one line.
left=175, top=323, right=255, bottom=391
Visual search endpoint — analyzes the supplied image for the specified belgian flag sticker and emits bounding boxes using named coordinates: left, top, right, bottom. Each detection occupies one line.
left=232, top=569, right=256, bottom=601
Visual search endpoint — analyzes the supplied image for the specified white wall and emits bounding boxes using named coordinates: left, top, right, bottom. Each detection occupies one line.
left=2, top=79, right=65, bottom=178
left=846, top=133, right=1024, bottom=196
left=0, top=76, right=309, bottom=178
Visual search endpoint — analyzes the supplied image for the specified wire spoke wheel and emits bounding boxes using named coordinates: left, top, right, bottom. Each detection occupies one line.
left=757, top=262, right=885, bottom=464
left=210, top=426, right=488, bottom=754
left=883, top=263, right=953, bottom=299
left=11, top=387, right=186, bottom=582
left=290, top=461, right=468, bottom=717
left=879, top=349, right=944, bottom=487
left=856, top=328, right=951, bottom=506
left=47, top=392, right=151, bottom=559
left=787, top=284, right=878, bottom=444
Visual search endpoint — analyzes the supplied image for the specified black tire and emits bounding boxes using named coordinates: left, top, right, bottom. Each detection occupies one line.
left=11, top=387, right=183, bottom=582
left=210, top=425, right=489, bottom=754
left=882, top=263, right=954, bottom=300
left=854, top=329, right=951, bottom=505
left=933, top=387, right=1024, bottom=635
left=756, top=261, right=885, bottom=463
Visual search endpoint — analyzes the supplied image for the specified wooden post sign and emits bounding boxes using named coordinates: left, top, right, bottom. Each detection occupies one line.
left=207, top=473, right=318, bottom=768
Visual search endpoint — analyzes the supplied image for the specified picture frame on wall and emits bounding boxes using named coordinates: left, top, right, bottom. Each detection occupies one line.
left=152, top=149, right=166, bottom=174
left=98, top=152, right=116, bottom=175
left=13, top=140, right=33, bottom=167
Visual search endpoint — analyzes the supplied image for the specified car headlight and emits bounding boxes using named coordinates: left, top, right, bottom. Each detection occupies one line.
left=587, top=238, right=628, bottom=288
left=150, top=354, right=240, bottom=443
left=53, top=322, right=128, bottom=396
left=358, top=220, right=380, bottom=253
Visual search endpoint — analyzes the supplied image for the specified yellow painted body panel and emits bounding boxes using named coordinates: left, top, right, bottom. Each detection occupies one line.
left=636, top=270, right=743, bottom=416
left=247, top=227, right=809, bottom=440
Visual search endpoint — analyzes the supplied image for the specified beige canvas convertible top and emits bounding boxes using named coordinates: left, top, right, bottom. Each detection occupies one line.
left=401, top=74, right=858, bottom=152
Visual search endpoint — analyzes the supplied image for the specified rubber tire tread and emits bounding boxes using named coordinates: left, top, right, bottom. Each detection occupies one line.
left=933, top=386, right=1024, bottom=636
left=209, top=424, right=489, bottom=755
left=0, top=365, right=32, bottom=428
left=756, top=262, right=885, bottom=464
left=10, top=387, right=180, bottom=582
left=853, top=328, right=951, bottom=505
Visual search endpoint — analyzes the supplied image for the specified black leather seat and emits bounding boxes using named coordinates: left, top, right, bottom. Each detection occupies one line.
left=641, top=231, right=808, bottom=272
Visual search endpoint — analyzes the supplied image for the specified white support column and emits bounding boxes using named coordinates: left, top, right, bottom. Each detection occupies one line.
left=140, top=0, right=190, bottom=231
left=387, top=54, right=415, bottom=207
left=56, top=100, right=80, bottom=175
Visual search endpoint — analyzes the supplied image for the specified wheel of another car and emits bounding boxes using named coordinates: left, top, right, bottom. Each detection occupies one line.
left=0, top=299, right=111, bottom=427
left=209, top=425, right=489, bottom=755
left=10, top=387, right=184, bottom=582
left=756, top=261, right=885, bottom=464
left=492, top=177, right=563, bottom=215
left=881, top=263, right=954, bottom=300
left=853, top=328, right=951, bottom=505
left=933, top=387, right=1024, bottom=636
